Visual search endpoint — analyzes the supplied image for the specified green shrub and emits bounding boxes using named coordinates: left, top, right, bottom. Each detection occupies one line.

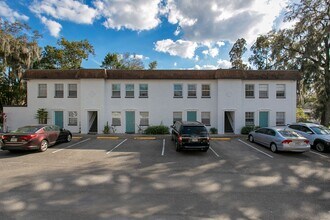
left=144, top=125, right=169, bottom=134
left=209, top=127, right=218, bottom=134
left=241, top=125, right=260, bottom=134
left=103, top=121, right=110, bottom=134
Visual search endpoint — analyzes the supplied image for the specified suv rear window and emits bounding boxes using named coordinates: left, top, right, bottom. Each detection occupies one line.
left=182, top=126, right=208, bottom=137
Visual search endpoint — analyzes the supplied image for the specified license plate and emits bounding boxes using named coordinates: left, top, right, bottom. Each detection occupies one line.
left=10, top=137, right=18, bottom=142
left=191, top=138, right=198, bottom=142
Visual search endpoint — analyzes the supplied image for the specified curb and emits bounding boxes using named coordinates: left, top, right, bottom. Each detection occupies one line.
left=134, top=137, right=156, bottom=140
left=97, top=136, right=120, bottom=140
left=210, top=137, right=231, bottom=141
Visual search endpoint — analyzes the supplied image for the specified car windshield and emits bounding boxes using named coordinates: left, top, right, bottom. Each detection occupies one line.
left=278, top=130, right=300, bottom=137
left=310, top=126, right=330, bottom=135
left=182, top=126, right=208, bottom=137
left=12, top=126, right=42, bottom=134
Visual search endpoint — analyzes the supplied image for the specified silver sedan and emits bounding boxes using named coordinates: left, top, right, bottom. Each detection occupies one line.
left=248, top=127, right=310, bottom=153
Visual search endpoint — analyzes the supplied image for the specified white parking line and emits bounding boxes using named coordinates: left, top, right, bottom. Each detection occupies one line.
left=210, top=146, right=220, bottom=157
left=52, top=138, right=91, bottom=153
left=310, top=151, right=329, bottom=158
left=238, top=139, right=274, bottom=158
left=162, top=139, right=165, bottom=156
left=106, top=139, right=127, bottom=154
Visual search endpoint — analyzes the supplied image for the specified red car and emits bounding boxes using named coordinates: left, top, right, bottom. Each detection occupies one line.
left=1, top=125, right=72, bottom=153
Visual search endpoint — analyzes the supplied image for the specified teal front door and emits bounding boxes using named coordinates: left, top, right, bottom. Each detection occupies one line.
left=126, top=111, right=135, bottom=133
left=259, top=111, right=269, bottom=127
left=187, top=111, right=197, bottom=121
left=55, top=111, right=63, bottom=128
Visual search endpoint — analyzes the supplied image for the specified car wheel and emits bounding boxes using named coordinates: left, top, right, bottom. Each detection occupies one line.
left=248, top=135, right=254, bottom=143
left=315, top=142, right=325, bottom=152
left=39, top=140, right=48, bottom=152
left=201, top=148, right=208, bottom=152
left=175, top=141, right=181, bottom=152
left=270, top=143, right=277, bottom=153
left=66, top=134, right=72, bottom=142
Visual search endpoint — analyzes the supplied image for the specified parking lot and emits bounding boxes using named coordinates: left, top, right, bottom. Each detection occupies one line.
left=0, top=135, right=329, bottom=220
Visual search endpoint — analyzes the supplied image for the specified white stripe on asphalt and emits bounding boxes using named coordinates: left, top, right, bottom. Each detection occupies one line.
left=162, top=139, right=165, bottom=156
left=106, top=139, right=127, bottom=154
left=52, top=138, right=91, bottom=153
left=310, top=151, right=329, bottom=158
left=238, top=139, right=273, bottom=158
left=210, top=146, right=220, bottom=158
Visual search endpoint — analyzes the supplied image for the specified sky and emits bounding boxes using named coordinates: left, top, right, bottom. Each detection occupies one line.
left=0, top=0, right=292, bottom=69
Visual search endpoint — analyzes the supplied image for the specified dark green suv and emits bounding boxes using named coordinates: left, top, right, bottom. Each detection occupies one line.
left=171, top=121, right=210, bottom=152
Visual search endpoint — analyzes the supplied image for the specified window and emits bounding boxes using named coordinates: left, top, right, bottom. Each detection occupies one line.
left=201, top=112, right=211, bottom=126
left=245, top=112, right=255, bottom=126
left=38, top=84, right=47, bottom=98
left=139, top=112, right=149, bottom=126
left=201, top=84, right=210, bottom=98
left=139, top=84, right=148, bottom=98
left=112, top=84, right=121, bottom=98
left=55, top=84, right=64, bottom=98
left=188, top=84, right=197, bottom=98
left=174, top=84, right=183, bottom=98
left=112, top=112, right=121, bottom=126
left=68, top=84, right=77, bottom=98
left=173, top=112, right=182, bottom=124
left=125, top=84, right=134, bottom=98
left=259, top=84, right=268, bottom=98
left=68, top=111, right=78, bottom=126
left=276, top=112, right=285, bottom=126
left=276, top=84, right=286, bottom=98
left=245, top=84, right=254, bottom=98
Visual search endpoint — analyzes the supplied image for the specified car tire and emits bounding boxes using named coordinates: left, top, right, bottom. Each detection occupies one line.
left=66, top=134, right=72, bottom=142
left=39, top=140, right=48, bottom=152
left=175, top=141, right=181, bottom=152
left=201, top=148, right=208, bottom=152
left=248, top=135, right=254, bottom=143
left=315, top=142, right=326, bottom=152
left=270, top=143, right=277, bottom=153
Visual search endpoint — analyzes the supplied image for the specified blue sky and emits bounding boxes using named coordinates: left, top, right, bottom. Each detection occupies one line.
left=0, top=0, right=291, bottom=69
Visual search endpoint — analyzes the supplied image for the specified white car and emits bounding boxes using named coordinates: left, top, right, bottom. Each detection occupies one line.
left=288, top=123, right=330, bottom=152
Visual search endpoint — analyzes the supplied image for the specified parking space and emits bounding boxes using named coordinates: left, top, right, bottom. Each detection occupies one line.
left=1, top=135, right=329, bottom=219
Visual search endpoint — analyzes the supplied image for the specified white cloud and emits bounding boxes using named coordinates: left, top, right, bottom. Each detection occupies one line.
left=217, top=59, right=232, bottom=69
left=194, top=64, right=218, bottom=70
left=0, top=2, right=29, bottom=22
left=30, top=0, right=98, bottom=24
left=216, top=41, right=225, bottom=47
left=40, top=16, right=62, bottom=37
left=202, top=47, right=219, bottom=58
left=129, top=54, right=149, bottom=60
left=154, top=39, right=198, bottom=59
left=174, top=62, right=177, bottom=67
left=164, top=0, right=288, bottom=43
left=94, top=0, right=161, bottom=31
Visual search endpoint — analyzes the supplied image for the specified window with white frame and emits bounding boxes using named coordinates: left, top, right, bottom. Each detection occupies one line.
left=38, top=84, right=47, bottom=98
left=55, top=84, right=64, bottom=98
left=139, top=112, right=149, bottom=126
left=173, top=112, right=182, bottom=124
left=112, top=112, right=121, bottom=126
left=68, top=111, right=78, bottom=126
left=276, top=112, right=285, bottom=126
left=259, top=84, right=268, bottom=98
left=139, top=84, right=148, bottom=98
left=201, top=84, right=210, bottom=98
left=112, top=84, right=121, bottom=98
left=125, top=84, right=134, bottom=98
left=245, top=112, right=255, bottom=126
left=188, top=84, right=197, bottom=98
left=201, top=112, right=211, bottom=126
left=68, top=84, right=77, bottom=98
left=276, top=84, right=286, bottom=98
left=245, top=84, right=254, bottom=98
left=174, top=84, right=183, bottom=98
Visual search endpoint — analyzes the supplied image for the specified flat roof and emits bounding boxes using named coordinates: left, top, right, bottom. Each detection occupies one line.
left=23, top=69, right=301, bottom=80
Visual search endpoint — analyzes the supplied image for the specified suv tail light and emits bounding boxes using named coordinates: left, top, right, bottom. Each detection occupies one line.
left=282, top=140, right=292, bottom=144
left=304, top=140, right=309, bottom=144
left=178, top=136, right=182, bottom=143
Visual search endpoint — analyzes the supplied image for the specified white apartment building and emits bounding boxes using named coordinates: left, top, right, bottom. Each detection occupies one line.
left=3, top=69, right=301, bottom=134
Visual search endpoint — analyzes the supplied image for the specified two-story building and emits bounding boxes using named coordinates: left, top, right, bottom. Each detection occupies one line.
left=3, top=69, right=301, bottom=134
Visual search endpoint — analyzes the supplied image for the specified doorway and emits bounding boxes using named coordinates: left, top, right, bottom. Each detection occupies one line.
left=54, top=111, right=63, bottom=128
left=125, top=111, right=135, bottom=133
left=187, top=111, right=197, bottom=121
left=88, top=111, right=98, bottom=133
left=224, top=111, right=235, bottom=133
left=259, top=111, right=269, bottom=127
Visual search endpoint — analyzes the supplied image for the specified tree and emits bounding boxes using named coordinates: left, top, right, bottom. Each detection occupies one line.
left=229, top=38, right=248, bottom=69
left=101, top=53, right=123, bottom=69
left=0, top=19, right=41, bottom=112
left=101, top=52, right=155, bottom=70
left=36, top=37, right=94, bottom=69
left=249, top=34, right=273, bottom=70
left=148, top=61, right=157, bottom=70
